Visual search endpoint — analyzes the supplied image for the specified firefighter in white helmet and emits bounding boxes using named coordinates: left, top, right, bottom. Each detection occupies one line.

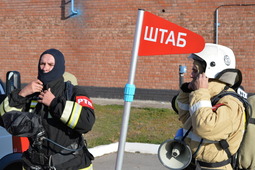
left=175, top=43, right=245, bottom=169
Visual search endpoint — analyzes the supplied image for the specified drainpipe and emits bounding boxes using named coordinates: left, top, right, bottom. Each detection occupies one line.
left=215, top=4, right=255, bottom=44
left=71, top=0, right=78, bottom=15
left=215, top=6, right=220, bottom=44
left=179, top=65, right=187, bottom=87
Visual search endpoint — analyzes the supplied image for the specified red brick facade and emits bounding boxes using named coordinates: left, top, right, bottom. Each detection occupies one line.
left=0, top=0, right=254, bottom=93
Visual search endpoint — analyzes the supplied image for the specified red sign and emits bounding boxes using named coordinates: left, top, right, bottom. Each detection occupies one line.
left=138, top=11, right=205, bottom=56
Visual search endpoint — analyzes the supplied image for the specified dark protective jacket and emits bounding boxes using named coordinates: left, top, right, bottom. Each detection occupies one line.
left=0, top=77, right=95, bottom=169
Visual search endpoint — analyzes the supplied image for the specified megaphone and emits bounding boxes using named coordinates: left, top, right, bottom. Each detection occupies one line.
left=158, top=128, right=192, bottom=170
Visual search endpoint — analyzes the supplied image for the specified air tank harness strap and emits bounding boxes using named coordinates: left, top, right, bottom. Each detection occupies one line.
left=26, top=137, right=85, bottom=168
left=191, top=139, right=233, bottom=168
left=192, top=158, right=232, bottom=168
left=49, top=141, right=85, bottom=167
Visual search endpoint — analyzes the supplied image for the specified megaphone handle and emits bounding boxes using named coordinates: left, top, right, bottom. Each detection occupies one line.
left=182, top=126, right=192, bottom=141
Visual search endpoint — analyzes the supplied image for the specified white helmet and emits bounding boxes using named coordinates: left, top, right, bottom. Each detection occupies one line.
left=189, top=43, right=236, bottom=79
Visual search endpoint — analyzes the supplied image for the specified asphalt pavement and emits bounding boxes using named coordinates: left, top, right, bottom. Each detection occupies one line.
left=88, top=142, right=168, bottom=170
left=92, top=152, right=168, bottom=170
left=89, top=98, right=171, bottom=170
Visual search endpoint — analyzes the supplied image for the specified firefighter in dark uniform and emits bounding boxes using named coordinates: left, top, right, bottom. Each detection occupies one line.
left=0, top=49, right=95, bottom=170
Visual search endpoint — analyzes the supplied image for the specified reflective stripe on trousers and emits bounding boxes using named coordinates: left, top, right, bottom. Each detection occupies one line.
left=80, top=164, right=93, bottom=170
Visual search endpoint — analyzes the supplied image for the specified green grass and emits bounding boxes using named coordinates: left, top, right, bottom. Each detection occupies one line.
left=84, top=104, right=182, bottom=148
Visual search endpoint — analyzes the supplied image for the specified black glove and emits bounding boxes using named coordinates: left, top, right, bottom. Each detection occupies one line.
left=180, top=82, right=193, bottom=93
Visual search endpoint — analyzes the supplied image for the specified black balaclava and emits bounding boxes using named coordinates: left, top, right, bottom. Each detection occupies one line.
left=38, top=49, right=65, bottom=85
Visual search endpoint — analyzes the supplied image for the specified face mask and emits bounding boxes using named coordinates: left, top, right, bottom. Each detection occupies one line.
left=38, top=49, right=65, bottom=84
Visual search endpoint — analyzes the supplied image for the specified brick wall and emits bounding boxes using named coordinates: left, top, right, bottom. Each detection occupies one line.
left=0, top=0, right=254, bottom=99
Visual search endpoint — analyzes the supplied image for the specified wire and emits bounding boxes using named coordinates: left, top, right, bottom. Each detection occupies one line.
left=42, top=137, right=84, bottom=152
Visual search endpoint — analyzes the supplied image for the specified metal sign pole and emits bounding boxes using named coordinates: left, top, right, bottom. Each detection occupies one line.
left=115, top=9, right=144, bottom=170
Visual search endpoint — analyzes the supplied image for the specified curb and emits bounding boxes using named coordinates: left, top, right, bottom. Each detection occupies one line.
left=88, top=142, right=160, bottom=158
left=91, top=98, right=171, bottom=109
